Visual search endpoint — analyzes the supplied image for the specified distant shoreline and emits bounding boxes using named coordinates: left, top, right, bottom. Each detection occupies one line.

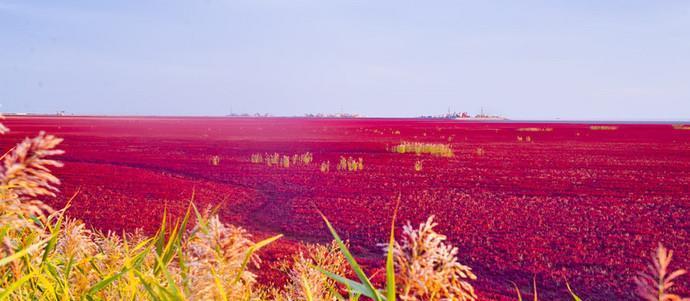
left=3, top=113, right=689, bottom=124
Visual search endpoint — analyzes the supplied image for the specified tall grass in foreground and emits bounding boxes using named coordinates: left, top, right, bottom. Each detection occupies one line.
left=0, top=131, right=282, bottom=300
left=635, top=244, right=689, bottom=301
left=1, top=120, right=689, bottom=300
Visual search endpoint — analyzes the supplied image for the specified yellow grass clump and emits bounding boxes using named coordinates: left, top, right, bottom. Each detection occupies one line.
left=475, top=147, right=485, bottom=156
left=414, top=160, right=423, bottom=172
left=337, top=156, right=363, bottom=172
left=250, top=153, right=263, bottom=163
left=319, top=161, right=330, bottom=173
left=590, top=125, right=619, bottom=131
left=250, top=152, right=313, bottom=168
left=516, top=136, right=532, bottom=143
left=392, top=142, right=454, bottom=158
left=209, top=155, right=221, bottom=166
left=517, top=127, right=553, bottom=132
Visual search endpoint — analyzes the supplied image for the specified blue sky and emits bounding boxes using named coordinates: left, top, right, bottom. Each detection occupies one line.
left=1, top=1, right=689, bottom=119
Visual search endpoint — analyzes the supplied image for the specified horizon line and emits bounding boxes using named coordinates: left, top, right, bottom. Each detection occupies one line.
left=3, top=112, right=690, bottom=124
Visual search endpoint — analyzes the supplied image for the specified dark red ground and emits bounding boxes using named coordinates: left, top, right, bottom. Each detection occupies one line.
left=2, top=116, right=689, bottom=300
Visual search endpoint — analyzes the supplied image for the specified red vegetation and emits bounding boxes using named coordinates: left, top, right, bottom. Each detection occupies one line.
left=2, top=116, right=689, bottom=300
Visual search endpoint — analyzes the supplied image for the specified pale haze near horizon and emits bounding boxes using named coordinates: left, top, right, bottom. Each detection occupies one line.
left=1, top=1, right=689, bottom=120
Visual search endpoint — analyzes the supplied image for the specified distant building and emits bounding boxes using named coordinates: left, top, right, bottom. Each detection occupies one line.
left=304, top=113, right=361, bottom=118
left=420, top=111, right=506, bottom=120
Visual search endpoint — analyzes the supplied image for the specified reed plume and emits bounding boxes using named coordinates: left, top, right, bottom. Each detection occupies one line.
left=385, top=215, right=477, bottom=301
left=1, top=124, right=63, bottom=260
left=635, top=244, right=689, bottom=301
left=274, top=241, right=347, bottom=301
left=1, top=131, right=64, bottom=198
left=186, top=215, right=263, bottom=300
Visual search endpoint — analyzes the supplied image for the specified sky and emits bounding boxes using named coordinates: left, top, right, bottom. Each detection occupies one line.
left=1, top=1, right=689, bottom=120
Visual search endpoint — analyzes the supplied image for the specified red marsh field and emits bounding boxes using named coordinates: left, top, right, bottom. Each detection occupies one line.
left=2, top=116, right=689, bottom=300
